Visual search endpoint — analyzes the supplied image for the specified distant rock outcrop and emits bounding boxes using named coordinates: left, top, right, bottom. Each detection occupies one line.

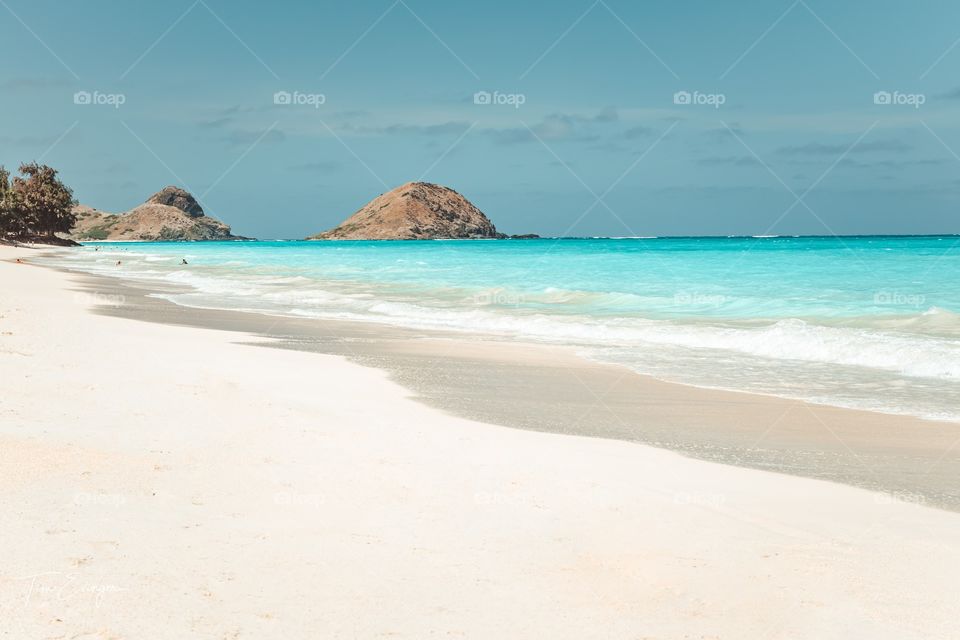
left=68, top=187, right=243, bottom=241
left=145, top=186, right=205, bottom=218
left=309, top=182, right=503, bottom=240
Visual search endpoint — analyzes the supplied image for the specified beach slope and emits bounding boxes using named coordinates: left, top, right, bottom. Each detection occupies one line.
left=1, top=245, right=958, bottom=639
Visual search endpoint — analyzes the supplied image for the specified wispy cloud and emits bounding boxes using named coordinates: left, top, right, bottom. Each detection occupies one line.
left=935, top=87, right=960, bottom=100
left=197, top=116, right=235, bottom=129
left=482, top=108, right=619, bottom=146
left=342, top=121, right=472, bottom=136
left=697, top=155, right=760, bottom=166
left=217, top=128, right=286, bottom=145
left=0, top=76, right=70, bottom=91
left=623, top=125, right=653, bottom=139
left=776, top=139, right=910, bottom=156
left=837, top=157, right=946, bottom=169
left=701, top=124, right=745, bottom=141
left=0, top=133, right=62, bottom=146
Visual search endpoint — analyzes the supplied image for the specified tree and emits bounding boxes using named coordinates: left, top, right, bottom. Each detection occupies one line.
left=0, top=166, right=23, bottom=237
left=10, top=163, right=76, bottom=238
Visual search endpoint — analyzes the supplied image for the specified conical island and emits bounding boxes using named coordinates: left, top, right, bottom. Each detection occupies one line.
left=309, top=182, right=504, bottom=240
left=69, top=186, right=242, bottom=241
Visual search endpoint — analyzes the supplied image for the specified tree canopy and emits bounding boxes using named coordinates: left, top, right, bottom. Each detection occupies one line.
left=0, top=163, right=76, bottom=239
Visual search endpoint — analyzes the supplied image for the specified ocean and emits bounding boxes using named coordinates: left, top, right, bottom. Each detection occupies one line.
left=43, top=236, right=960, bottom=422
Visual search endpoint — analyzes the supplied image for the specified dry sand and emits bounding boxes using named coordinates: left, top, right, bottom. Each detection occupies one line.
left=78, top=270, right=960, bottom=511
left=2, top=244, right=959, bottom=639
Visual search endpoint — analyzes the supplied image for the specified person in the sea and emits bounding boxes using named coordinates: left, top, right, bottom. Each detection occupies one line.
left=116, top=260, right=121, bottom=266
left=15, top=258, right=23, bottom=264
left=181, top=259, right=188, bottom=265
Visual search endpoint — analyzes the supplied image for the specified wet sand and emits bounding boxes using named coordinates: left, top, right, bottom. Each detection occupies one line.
left=70, top=268, right=960, bottom=511
left=5, top=245, right=960, bottom=639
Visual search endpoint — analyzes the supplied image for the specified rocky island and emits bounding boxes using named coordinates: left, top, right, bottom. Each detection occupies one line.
left=309, top=182, right=534, bottom=240
left=68, top=187, right=243, bottom=241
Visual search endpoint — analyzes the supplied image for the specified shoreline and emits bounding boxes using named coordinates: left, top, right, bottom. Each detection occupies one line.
left=40, top=238, right=960, bottom=425
left=3, top=243, right=960, bottom=638
left=32, top=247, right=960, bottom=512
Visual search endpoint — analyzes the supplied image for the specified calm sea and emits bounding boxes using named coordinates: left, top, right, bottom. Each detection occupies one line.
left=43, top=237, right=960, bottom=422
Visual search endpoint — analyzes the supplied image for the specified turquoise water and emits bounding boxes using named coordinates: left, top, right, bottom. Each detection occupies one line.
left=45, top=237, right=960, bottom=421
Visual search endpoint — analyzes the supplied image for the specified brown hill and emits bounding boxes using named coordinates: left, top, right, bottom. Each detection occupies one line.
left=309, top=182, right=502, bottom=240
left=145, top=186, right=205, bottom=217
left=68, top=187, right=243, bottom=241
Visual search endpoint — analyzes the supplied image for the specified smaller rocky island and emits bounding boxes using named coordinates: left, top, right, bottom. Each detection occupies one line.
left=309, top=182, right=537, bottom=240
left=69, top=187, right=243, bottom=241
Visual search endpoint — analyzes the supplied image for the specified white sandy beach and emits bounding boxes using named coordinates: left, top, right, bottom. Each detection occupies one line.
left=1, top=243, right=959, bottom=639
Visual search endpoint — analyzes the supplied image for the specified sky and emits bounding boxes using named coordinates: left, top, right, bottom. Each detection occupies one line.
left=2, top=0, right=960, bottom=239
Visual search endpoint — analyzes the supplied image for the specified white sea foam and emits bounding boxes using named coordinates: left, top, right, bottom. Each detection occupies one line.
left=130, top=263, right=954, bottom=382
left=62, top=251, right=960, bottom=383
left=39, top=242, right=960, bottom=422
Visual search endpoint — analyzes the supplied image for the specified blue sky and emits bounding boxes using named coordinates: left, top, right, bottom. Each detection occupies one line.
left=2, top=0, right=960, bottom=238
